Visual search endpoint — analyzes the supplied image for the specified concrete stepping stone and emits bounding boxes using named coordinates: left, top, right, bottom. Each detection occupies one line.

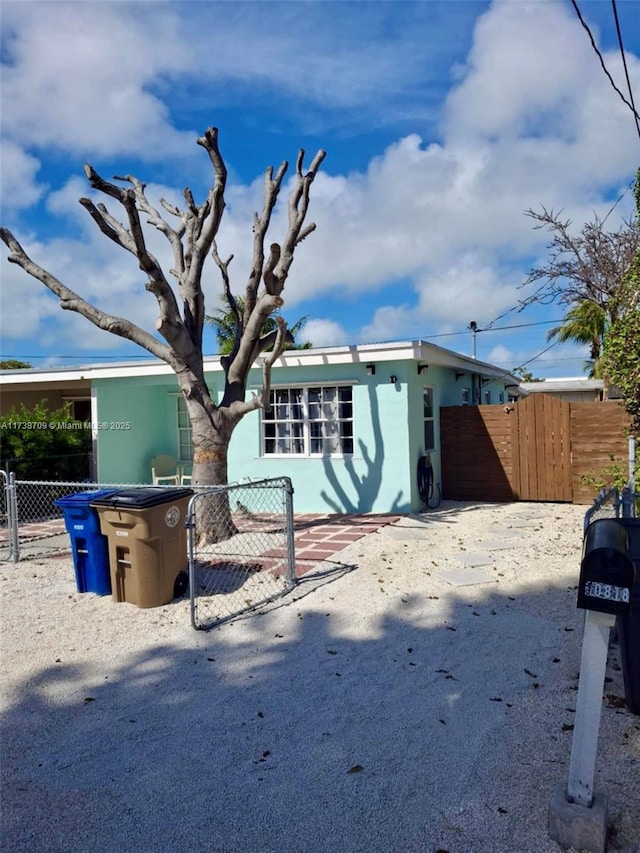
left=436, top=567, right=497, bottom=587
left=480, top=539, right=516, bottom=551
left=509, top=519, right=542, bottom=528
left=490, top=527, right=529, bottom=538
left=456, top=551, right=494, bottom=567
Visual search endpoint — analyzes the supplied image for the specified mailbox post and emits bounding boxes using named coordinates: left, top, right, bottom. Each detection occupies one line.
left=549, top=518, right=635, bottom=853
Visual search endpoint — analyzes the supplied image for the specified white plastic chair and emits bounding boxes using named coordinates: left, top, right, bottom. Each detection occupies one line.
left=150, top=454, right=182, bottom=485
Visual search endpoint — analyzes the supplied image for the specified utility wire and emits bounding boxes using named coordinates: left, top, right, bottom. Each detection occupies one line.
left=611, top=0, right=640, bottom=141
left=570, top=0, right=640, bottom=136
left=601, top=179, right=634, bottom=227
left=2, top=319, right=569, bottom=362
left=512, top=340, right=560, bottom=372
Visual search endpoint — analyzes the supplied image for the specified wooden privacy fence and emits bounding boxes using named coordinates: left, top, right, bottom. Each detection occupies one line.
left=440, top=395, right=632, bottom=504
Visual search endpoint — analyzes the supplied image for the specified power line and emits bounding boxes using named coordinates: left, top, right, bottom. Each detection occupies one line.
left=513, top=340, right=560, bottom=371
left=570, top=0, right=640, bottom=138
left=2, top=319, right=568, bottom=362
left=601, top=179, right=634, bottom=227
left=611, top=0, right=640, bottom=141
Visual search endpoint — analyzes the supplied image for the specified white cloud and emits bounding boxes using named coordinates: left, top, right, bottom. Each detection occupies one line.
left=0, top=140, right=46, bottom=210
left=1, top=3, right=194, bottom=160
left=302, top=319, right=349, bottom=348
left=485, top=344, right=514, bottom=369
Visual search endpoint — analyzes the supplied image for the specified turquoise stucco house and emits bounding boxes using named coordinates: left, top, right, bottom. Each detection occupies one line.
left=0, top=340, right=520, bottom=513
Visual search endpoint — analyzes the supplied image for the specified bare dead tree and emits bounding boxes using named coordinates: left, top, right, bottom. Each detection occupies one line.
left=1, top=127, right=325, bottom=540
left=520, top=207, right=640, bottom=321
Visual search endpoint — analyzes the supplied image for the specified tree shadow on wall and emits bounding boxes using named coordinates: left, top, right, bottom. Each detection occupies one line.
left=320, top=382, right=407, bottom=514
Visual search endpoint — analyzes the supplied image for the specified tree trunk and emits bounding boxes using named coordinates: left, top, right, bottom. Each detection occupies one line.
left=183, top=388, right=240, bottom=545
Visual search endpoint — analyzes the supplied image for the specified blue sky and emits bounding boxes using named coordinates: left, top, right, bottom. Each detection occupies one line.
left=1, top=0, right=639, bottom=377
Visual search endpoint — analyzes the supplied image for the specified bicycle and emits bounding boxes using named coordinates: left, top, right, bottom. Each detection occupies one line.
left=417, top=453, right=442, bottom=509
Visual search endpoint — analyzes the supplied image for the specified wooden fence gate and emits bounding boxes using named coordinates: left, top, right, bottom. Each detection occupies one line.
left=511, top=394, right=572, bottom=501
left=440, top=396, right=631, bottom=504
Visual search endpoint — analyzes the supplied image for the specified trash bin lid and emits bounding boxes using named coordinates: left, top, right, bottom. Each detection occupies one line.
left=54, top=489, right=119, bottom=508
left=90, top=487, right=193, bottom=509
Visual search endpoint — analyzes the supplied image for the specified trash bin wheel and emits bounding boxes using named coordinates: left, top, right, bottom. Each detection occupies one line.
left=174, top=570, right=189, bottom=599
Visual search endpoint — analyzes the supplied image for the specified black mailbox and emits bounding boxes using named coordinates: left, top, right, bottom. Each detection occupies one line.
left=578, top=519, right=635, bottom=616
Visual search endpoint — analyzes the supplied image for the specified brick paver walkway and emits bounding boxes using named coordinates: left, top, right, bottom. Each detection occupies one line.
left=2, top=514, right=401, bottom=572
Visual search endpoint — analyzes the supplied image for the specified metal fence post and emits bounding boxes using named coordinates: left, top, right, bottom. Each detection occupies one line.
left=186, top=493, right=198, bottom=631
left=284, top=477, right=296, bottom=586
left=620, top=486, right=634, bottom=519
left=8, top=472, right=19, bottom=563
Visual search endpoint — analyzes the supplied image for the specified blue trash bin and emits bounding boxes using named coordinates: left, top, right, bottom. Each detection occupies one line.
left=54, top=490, right=118, bottom=595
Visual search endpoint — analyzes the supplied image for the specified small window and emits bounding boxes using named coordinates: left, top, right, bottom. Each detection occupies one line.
left=461, top=388, right=470, bottom=405
left=499, top=391, right=504, bottom=404
left=423, top=386, right=435, bottom=451
left=483, top=389, right=492, bottom=404
left=64, top=398, right=91, bottom=421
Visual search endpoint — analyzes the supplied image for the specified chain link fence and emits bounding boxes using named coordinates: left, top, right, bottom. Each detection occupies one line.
left=187, top=478, right=296, bottom=630
left=5, top=478, right=141, bottom=561
left=583, top=484, right=639, bottom=531
left=583, top=487, right=620, bottom=531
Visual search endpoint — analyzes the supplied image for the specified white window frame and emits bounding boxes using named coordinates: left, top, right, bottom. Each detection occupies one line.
left=483, top=389, right=492, bottom=405
left=176, top=395, right=193, bottom=463
left=423, top=385, right=435, bottom=452
left=261, top=384, right=354, bottom=457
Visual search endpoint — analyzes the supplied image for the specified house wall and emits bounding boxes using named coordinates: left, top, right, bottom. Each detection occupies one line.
left=93, top=374, right=187, bottom=484
left=91, top=360, right=514, bottom=513
left=228, top=361, right=413, bottom=514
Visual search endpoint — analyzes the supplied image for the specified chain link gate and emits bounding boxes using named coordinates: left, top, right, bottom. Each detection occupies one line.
left=187, top=477, right=296, bottom=630
left=0, top=471, right=19, bottom=561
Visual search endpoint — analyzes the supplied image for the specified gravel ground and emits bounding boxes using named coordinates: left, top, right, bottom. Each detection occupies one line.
left=1, top=500, right=639, bottom=853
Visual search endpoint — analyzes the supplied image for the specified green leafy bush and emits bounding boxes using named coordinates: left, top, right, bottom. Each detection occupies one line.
left=0, top=400, right=92, bottom=480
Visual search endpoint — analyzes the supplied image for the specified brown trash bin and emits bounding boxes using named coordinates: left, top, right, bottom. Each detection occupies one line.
left=91, top=488, right=193, bottom=608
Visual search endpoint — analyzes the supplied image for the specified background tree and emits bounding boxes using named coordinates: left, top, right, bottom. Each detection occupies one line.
left=0, top=400, right=92, bottom=481
left=522, top=204, right=639, bottom=397
left=1, top=128, right=325, bottom=539
left=512, top=367, right=542, bottom=383
left=522, top=206, right=639, bottom=316
left=545, top=300, right=607, bottom=379
left=602, top=169, right=640, bottom=435
left=0, top=360, right=33, bottom=369
left=206, top=295, right=312, bottom=356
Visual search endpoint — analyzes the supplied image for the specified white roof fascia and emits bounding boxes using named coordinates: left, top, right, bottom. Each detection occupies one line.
left=0, top=340, right=519, bottom=386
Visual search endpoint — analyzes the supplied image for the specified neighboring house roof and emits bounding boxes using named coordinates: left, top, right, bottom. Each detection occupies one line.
left=519, top=378, right=604, bottom=395
left=0, top=340, right=521, bottom=387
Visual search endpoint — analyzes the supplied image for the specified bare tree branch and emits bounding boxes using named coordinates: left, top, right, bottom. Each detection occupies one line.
left=225, top=317, right=293, bottom=419
left=1, top=127, right=325, bottom=521
left=0, top=227, right=175, bottom=366
left=273, top=148, right=326, bottom=294
left=83, top=165, right=192, bottom=351
left=244, top=161, right=289, bottom=321
left=520, top=207, right=640, bottom=320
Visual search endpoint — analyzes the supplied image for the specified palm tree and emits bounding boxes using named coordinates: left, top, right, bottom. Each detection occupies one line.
left=546, top=301, right=608, bottom=379
left=206, top=296, right=312, bottom=356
